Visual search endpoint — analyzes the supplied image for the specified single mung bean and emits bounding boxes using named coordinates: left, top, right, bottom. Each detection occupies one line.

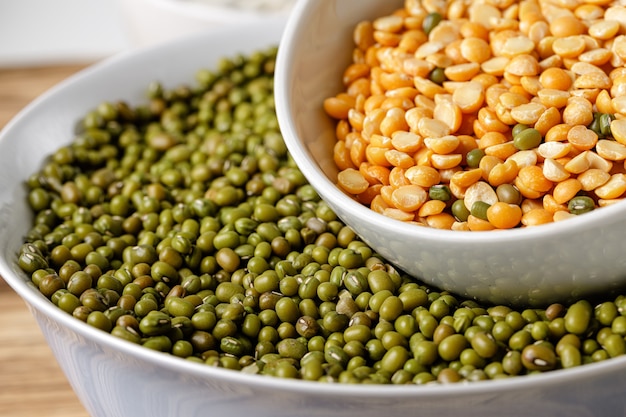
left=139, top=310, right=172, bottom=336
left=337, top=248, right=363, bottom=269
left=595, top=302, right=618, bottom=327
left=530, top=321, right=550, bottom=341
left=322, top=311, right=349, bottom=333
left=471, top=331, right=499, bottom=359
left=483, top=362, right=505, bottom=379
left=509, top=330, right=533, bottom=351
left=549, top=318, right=567, bottom=340
left=568, top=196, right=595, bottom=215
left=429, top=298, right=451, bottom=320
left=295, top=315, right=319, bottom=338
left=422, top=12, right=443, bottom=35
left=502, top=350, right=523, bottom=375
left=511, top=124, right=528, bottom=138
left=559, top=343, right=582, bottom=368
left=379, top=296, right=404, bottom=322
left=513, top=128, right=542, bottom=151
left=324, top=344, right=350, bottom=368
left=603, top=334, right=626, bottom=358
left=317, top=281, right=339, bottom=302
left=111, top=325, right=142, bottom=344
left=57, top=292, right=81, bottom=314
left=545, top=303, right=565, bottom=320
left=380, top=345, right=410, bottom=374
left=429, top=185, right=451, bottom=202
left=564, top=300, right=593, bottom=335
left=394, top=315, right=417, bottom=338
left=496, top=184, right=522, bottom=205
left=380, top=331, right=407, bottom=351
left=437, top=368, right=461, bottom=384
left=274, top=296, right=300, bottom=324
left=277, top=338, right=308, bottom=360
left=398, top=287, right=428, bottom=311
left=67, top=271, right=93, bottom=296
left=470, top=201, right=491, bottom=221
left=429, top=67, right=447, bottom=85
left=612, top=316, right=626, bottom=336
left=451, top=199, right=470, bottom=222
left=521, top=343, right=557, bottom=371
left=417, top=312, right=438, bottom=340
left=87, top=311, right=113, bottom=332
left=367, top=270, right=396, bottom=293
left=438, top=334, right=468, bottom=362
left=465, top=149, right=485, bottom=169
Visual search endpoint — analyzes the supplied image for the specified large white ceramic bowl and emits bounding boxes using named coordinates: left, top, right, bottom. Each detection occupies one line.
left=274, top=0, right=626, bottom=307
left=2, top=14, right=626, bottom=417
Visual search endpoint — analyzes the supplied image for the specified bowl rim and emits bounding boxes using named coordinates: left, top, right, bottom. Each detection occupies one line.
left=0, top=9, right=625, bottom=400
left=274, top=0, right=626, bottom=248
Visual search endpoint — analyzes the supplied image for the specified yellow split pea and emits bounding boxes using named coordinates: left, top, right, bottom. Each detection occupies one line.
left=324, top=0, right=626, bottom=231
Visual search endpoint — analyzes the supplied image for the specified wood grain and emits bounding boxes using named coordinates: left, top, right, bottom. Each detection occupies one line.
left=0, top=65, right=90, bottom=417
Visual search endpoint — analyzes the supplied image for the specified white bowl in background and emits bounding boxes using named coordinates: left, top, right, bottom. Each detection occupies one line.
left=274, top=0, right=626, bottom=307
left=116, top=0, right=294, bottom=47
left=0, top=12, right=626, bottom=417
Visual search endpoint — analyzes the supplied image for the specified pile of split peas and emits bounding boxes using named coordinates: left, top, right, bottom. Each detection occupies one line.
left=325, top=0, right=626, bottom=231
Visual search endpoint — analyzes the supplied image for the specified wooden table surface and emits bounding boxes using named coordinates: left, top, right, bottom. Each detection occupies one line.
left=0, top=64, right=91, bottom=417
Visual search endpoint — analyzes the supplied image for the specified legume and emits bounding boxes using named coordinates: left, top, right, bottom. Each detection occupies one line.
left=326, top=0, right=626, bottom=230
left=16, top=46, right=626, bottom=386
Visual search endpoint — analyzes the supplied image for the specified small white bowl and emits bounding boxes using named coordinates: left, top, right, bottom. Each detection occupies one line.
left=1, top=12, right=626, bottom=417
left=275, top=0, right=626, bottom=307
left=116, top=0, right=294, bottom=47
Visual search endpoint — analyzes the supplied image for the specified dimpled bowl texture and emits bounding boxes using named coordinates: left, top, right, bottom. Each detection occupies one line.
left=274, top=0, right=626, bottom=307
left=0, top=15, right=624, bottom=417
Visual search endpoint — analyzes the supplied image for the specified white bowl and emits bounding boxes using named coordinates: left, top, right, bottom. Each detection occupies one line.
left=116, top=0, right=294, bottom=47
left=274, top=0, right=626, bottom=307
left=1, top=14, right=626, bottom=417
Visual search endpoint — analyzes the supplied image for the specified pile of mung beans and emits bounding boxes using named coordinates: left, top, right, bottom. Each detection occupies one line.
left=325, top=0, right=626, bottom=230
left=16, top=45, right=626, bottom=385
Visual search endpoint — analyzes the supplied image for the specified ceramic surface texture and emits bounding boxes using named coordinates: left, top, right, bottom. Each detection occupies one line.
left=0, top=11, right=625, bottom=417
left=274, top=0, right=626, bottom=307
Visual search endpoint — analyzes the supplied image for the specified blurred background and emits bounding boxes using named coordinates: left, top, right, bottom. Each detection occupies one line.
left=0, top=0, right=295, bottom=68
left=0, top=0, right=129, bottom=68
